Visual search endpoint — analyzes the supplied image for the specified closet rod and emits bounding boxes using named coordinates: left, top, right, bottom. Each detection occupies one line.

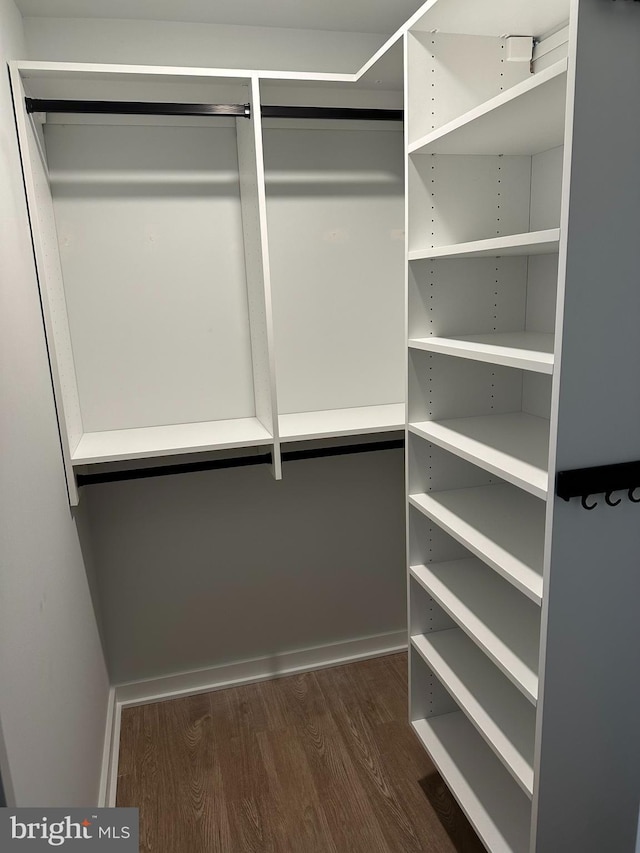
left=76, top=438, right=405, bottom=487
left=24, top=98, right=403, bottom=122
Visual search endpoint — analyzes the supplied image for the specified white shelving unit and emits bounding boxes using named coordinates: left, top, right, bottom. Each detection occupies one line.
left=11, top=63, right=405, bottom=504
left=406, top=2, right=575, bottom=847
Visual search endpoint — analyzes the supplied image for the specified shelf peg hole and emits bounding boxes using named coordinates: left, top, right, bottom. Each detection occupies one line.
left=605, top=491, right=622, bottom=507
left=581, top=494, right=598, bottom=510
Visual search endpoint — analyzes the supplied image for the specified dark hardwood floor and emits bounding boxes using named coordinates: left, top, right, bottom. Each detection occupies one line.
left=117, top=653, right=485, bottom=852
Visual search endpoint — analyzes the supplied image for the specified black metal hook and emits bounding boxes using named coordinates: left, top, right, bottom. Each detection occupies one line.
left=581, top=494, right=598, bottom=510
left=629, top=487, right=640, bottom=503
left=605, top=491, right=622, bottom=507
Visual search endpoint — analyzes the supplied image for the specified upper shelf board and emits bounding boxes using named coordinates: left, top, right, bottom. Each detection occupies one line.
left=279, top=403, right=404, bottom=443
left=13, top=60, right=356, bottom=86
left=71, top=417, right=272, bottom=465
left=409, top=332, right=554, bottom=374
left=409, top=229, right=560, bottom=261
left=409, top=60, right=568, bottom=156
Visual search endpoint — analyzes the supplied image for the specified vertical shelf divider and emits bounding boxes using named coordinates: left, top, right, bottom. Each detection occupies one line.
left=236, top=76, right=282, bottom=479
left=10, top=67, right=81, bottom=505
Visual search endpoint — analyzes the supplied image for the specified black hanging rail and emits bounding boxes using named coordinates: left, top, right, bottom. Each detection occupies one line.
left=556, top=460, right=640, bottom=510
left=76, top=438, right=404, bottom=487
left=261, top=105, right=403, bottom=122
left=25, top=98, right=250, bottom=117
left=24, top=98, right=403, bottom=122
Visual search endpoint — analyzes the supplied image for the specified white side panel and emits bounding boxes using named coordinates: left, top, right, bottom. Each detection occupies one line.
left=236, top=79, right=281, bottom=478
left=263, top=123, right=405, bottom=415
left=10, top=70, right=81, bottom=505
left=44, top=121, right=255, bottom=433
left=534, top=2, right=640, bottom=850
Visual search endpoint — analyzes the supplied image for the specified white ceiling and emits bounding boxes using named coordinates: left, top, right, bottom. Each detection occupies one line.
left=15, top=0, right=427, bottom=35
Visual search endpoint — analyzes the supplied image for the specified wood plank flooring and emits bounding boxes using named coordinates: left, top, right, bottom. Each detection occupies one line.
left=117, top=653, right=485, bottom=853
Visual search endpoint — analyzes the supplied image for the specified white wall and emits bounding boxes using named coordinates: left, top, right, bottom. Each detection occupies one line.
left=0, top=0, right=109, bottom=806
left=24, top=16, right=385, bottom=73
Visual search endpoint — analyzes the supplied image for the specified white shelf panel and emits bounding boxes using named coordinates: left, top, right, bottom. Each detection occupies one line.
left=408, top=485, right=544, bottom=603
left=409, top=60, right=568, bottom=156
left=411, top=560, right=540, bottom=704
left=412, top=630, right=535, bottom=795
left=71, top=417, right=272, bottom=465
left=412, top=713, right=531, bottom=853
left=279, top=403, right=404, bottom=442
left=410, top=413, right=550, bottom=499
left=409, top=229, right=560, bottom=261
left=408, top=332, right=554, bottom=374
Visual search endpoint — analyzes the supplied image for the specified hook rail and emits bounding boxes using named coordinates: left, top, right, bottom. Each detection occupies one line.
left=556, top=460, right=640, bottom=509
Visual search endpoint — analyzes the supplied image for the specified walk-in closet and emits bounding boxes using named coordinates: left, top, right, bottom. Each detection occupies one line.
left=2, top=0, right=639, bottom=851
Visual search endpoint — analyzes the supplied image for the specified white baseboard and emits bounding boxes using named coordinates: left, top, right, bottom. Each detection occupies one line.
left=98, top=686, right=117, bottom=808
left=100, top=630, right=407, bottom=804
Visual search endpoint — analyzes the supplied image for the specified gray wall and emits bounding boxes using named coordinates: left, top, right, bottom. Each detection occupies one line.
left=533, top=1, right=640, bottom=850
left=0, top=0, right=109, bottom=806
left=86, top=447, right=406, bottom=684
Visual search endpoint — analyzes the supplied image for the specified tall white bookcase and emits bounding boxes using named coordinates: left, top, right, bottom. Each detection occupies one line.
left=405, top=1, right=640, bottom=851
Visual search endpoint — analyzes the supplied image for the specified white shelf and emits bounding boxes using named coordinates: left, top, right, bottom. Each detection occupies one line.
left=409, top=485, right=544, bottom=603
left=278, top=403, right=404, bottom=442
left=412, top=630, right=535, bottom=796
left=408, top=229, right=560, bottom=261
left=412, top=713, right=531, bottom=853
left=408, top=332, right=554, bottom=374
left=410, top=413, right=550, bottom=499
left=409, top=60, right=568, bottom=157
left=411, top=560, right=540, bottom=704
left=71, top=417, right=272, bottom=465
